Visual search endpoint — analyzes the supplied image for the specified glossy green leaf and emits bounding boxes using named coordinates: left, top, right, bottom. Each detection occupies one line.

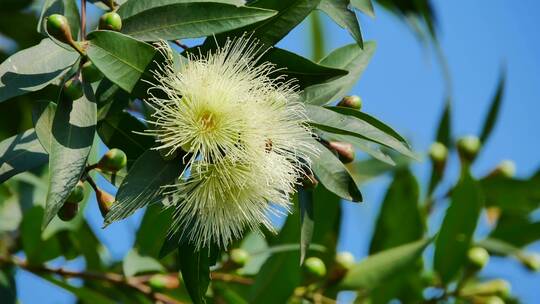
left=32, top=101, right=56, bottom=153
left=38, top=0, right=80, bottom=39
left=310, top=186, right=341, bottom=265
left=86, top=30, right=156, bottom=93
left=302, top=42, right=375, bottom=105
left=43, top=82, right=97, bottom=229
left=479, top=71, right=505, bottom=144
left=338, top=238, right=431, bottom=290
left=318, top=0, right=363, bottom=47
left=351, top=0, right=375, bottom=17
left=136, top=205, right=175, bottom=258
left=21, top=206, right=62, bottom=264
left=178, top=242, right=211, bottom=304
left=370, top=169, right=423, bottom=253
left=489, top=214, right=540, bottom=248
left=346, top=158, right=396, bottom=185
left=263, top=47, right=348, bottom=88
left=307, top=104, right=413, bottom=157
left=104, top=149, right=183, bottom=226
left=435, top=97, right=452, bottom=147
left=434, top=169, right=483, bottom=284
left=117, top=0, right=247, bottom=20
left=121, top=2, right=277, bottom=41
left=299, top=188, right=315, bottom=264
left=0, top=39, right=78, bottom=103
left=123, top=249, right=165, bottom=277
left=0, top=129, right=48, bottom=183
left=480, top=176, right=540, bottom=214
left=312, top=140, right=362, bottom=202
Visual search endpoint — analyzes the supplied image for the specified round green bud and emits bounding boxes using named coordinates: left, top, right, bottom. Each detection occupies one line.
left=522, top=253, right=540, bottom=271
left=46, top=14, right=73, bottom=44
left=81, top=61, right=103, bottom=83
left=338, top=95, right=362, bottom=110
left=99, top=12, right=122, bottom=31
left=428, top=142, right=448, bottom=163
left=328, top=141, right=355, bottom=164
left=63, top=78, right=83, bottom=100
left=66, top=181, right=85, bottom=203
left=467, top=246, right=490, bottom=270
left=58, top=202, right=79, bottom=221
left=459, top=279, right=511, bottom=299
left=495, top=160, right=516, bottom=178
left=457, top=135, right=481, bottom=162
left=335, top=251, right=355, bottom=270
left=303, top=257, right=327, bottom=278
left=230, top=248, right=249, bottom=267
left=485, top=296, right=505, bottom=304
left=98, top=148, right=127, bottom=173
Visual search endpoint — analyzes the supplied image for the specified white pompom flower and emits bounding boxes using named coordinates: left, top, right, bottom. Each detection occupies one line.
left=145, top=37, right=317, bottom=249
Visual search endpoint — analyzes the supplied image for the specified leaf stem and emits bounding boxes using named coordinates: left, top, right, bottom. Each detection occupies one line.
left=81, top=0, right=86, bottom=40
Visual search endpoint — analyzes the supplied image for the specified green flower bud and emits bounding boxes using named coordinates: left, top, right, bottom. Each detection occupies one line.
left=96, top=189, right=115, bottom=217
left=63, top=78, right=83, bottom=100
left=58, top=202, right=79, bottom=221
left=457, top=135, right=481, bottom=162
left=230, top=248, right=249, bottom=267
left=99, top=12, right=122, bottom=31
left=335, top=251, right=355, bottom=270
left=81, top=61, right=103, bottom=83
left=328, top=141, right=355, bottom=164
left=429, top=142, right=448, bottom=164
left=459, top=279, right=511, bottom=299
left=66, top=181, right=85, bottom=203
left=98, top=148, right=127, bottom=173
left=492, top=160, right=516, bottom=178
left=522, top=253, right=540, bottom=271
left=467, top=246, right=490, bottom=271
left=338, top=95, right=362, bottom=110
left=303, top=257, right=327, bottom=278
left=46, top=14, right=73, bottom=44
left=148, top=274, right=178, bottom=291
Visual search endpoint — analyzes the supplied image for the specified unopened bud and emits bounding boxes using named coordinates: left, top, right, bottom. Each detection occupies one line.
left=301, top=174, right=318, bottom=189
left=490, top=160, right=516, bottom=178
left=99, top=12, right=122, bottom=31
left=429, top=142, right=448, bottom=163
left=522, top=253, right=540, bottom=271
left=229, top=248, right=249, bottom=267
left=459, top=279, right=511, bottom=299
left=58, top=202, right=79, bottom=221
left=467, top=246, right=490, bottom=271
left=63, top=78, right=83, bottom=100
left=303, top=257, right=327, bottom=278
left=66, top=181, right=85, bottom=203
left=457, top=135, right=481, bottom=162
left=328, top=141, right=355, bottom=164
left=46, top=14, right=73, bottom=44
left=338, top=95, right=362, bottom=110
left=335, top=251, right=355, bottom=270
left=96, top=189, right=115, bottom=217
left=81, top=61, right=103, bottom=83
left=148, top=274, right=179, bottom=291
left=98, top=149, right=127, bottom=173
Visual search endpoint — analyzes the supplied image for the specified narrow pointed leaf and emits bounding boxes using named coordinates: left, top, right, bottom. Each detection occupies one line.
left=318, top=0, right=363, bottom=47
left=435, top=97, right=452, bottom=147
left=0, top=129, right=48, bottom=183
left=299, top=189, right=315, bottom=264
left=350, top=0, right=375, bottom=17
left=179, top=243, right=211, bottom=304
left=32, top=101, right=56, bottom=153
left=479, top=71, right=505, bottom=144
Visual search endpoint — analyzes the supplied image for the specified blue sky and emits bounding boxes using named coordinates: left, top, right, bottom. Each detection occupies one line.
left=14, top=1, right=540, bottom=303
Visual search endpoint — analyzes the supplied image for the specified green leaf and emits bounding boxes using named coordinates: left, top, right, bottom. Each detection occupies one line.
left=32, top=101, right=56, bottom=153
left=123, top=249, right=165, bottom=277
left=346, top=157, right=396, bottom=185
left=309, top=186, right=341, bottom=266
left=338, top=238, right=431, bottom=290
left=86, top=30, right=156, bottom=93
left=21, top=206, right=62, bottom=264
left=351, top=0, right=375, bottom=17
left=0, top=38, right=78, bottom=103
left=104, top=149, right=183, bottom=226
left=38, top=0, right=80, bottom=39
left=0, top=267, right=16, bottom=304
left=249, top=206, right=301, bottom=304
left=42, top=276, right=117, bottom=304
left=435, top=97, right=452, bottom=147
left=306, top=104, right=413, bottom=157
left=318, top=0, right=363, bottom=47
left=262, top=47, right=348, bottom=88
left=117, top=0, right=247, bottom=19
left=370, top=168, right=424, bottom=253
left=0, top=129, right=48, bottom=183
left=299, top=189, right=315, bottom=264
left=302, top=42, right=375, bottom=105
left=480, top=176, right=540, bottom=214
left=178, top=243, right=211, bottom=304
left=43, top=82, right=97, bottom=229
left=136, top=205, right=175, bottom=258
left=121, top=2, right=277, bottom=41
left=434, top=169, right=483, bottom=284
left=489, top=214, right=540, bottom=248
left=479, top=71, right=505, bottom=144
left=312, top=140, right=362, bottom=202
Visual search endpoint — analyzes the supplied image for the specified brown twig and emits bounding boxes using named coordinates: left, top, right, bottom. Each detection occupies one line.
left=173, top=40, right=189, bottom=50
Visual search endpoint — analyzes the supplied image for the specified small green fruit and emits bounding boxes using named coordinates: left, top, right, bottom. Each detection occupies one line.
left=63, top=78, right=83, bottom=100
left=467, top=246, right=490, bottom=270
left=81, top=61, right=103, bottom=83
left=335, top=251, right=355, bottom=270
left=522, top=253, right=540, bottom=271
left=99, top=12, right=122, bottom=31
left=230, top=248, right=249, bottom=267
left=428, top=142, right=448, bottom=164
left=338, top=95, right=362, bottom=110
left=304, top=257, right=327, bottom=278
left=66, top=181, right=85, bottom=203
left=98, top=148, right=127, bottom=173
left=58, top=202, right=79, bottom=221
left=328, top=141, right=355, bottom=164
left=46, top=14, right=73, bottom=44
left=457, top=135, right=481, bottom=162
left=96, top=189, right=115, bottom=217
left=494, top=160, right=516, bottom=178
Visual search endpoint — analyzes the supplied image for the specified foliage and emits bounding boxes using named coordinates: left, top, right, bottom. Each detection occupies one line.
left=0, top=1, right=538, bottom=304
